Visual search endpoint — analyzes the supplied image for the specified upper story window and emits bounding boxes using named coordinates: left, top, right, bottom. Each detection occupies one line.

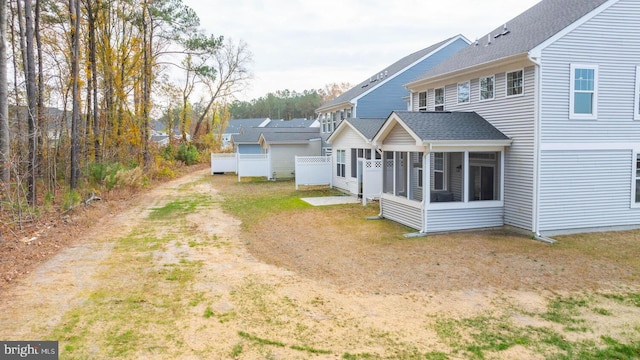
left=634, top=66, right=640, bottom=121
left=570, top=64, right=598, bottom=119
left=457, top=82, right=470, bottom=104
left=418, top=91, right=427, bottom=111
left=480, top=75, right=495, bottom=101
left=434, top=87, right=445, bottom=111
left=506, top=70, right=523, bottom=97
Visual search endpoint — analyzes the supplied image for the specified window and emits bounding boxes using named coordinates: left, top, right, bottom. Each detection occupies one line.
left=336, top=150, right=345, bottom=177
left=506, top=70, right=523, bottom=97
left=350, top=148, right=364, bottom=178
left=635, top=66, right=640, bottom=121
left=433, top=152, right=445, bottom=191
left=457, top=82, right=470, bottom=103
left=434, top=87, right=445, bottom=111
left=635, top=152, right=640, bottom=204
left=418, top=91, right=427, bottom=111
left=480, top=75, right=495, bottom=101
left=469, top=152, right=500, bottom=201
left=570, top=64, right=598, bottom=119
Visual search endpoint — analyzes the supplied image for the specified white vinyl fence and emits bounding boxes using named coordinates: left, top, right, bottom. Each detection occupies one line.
left=294, top=156, right=332, bottom=190
left=211, top=153, right=237, bottom=174
left=362, top=159, right=383, bottom=205
left=237, top=153, right=271, bottom=181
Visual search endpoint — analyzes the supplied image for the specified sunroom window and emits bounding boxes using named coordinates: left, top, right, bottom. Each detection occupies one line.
left=382, top=151, right=423, bottom=201
left=429, top=151, right=501, bottom=203
left=469, top=152, right=501, bottom=201
left=430, top=152, right=462, bottom=203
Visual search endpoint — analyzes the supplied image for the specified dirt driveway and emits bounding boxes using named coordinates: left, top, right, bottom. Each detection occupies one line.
left=1, top=169, right=639, bottom=359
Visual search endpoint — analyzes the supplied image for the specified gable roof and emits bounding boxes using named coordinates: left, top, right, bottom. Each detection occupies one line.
left=316, top=35, right=465, bottom=112
left=407, top=0, right=611, bottom=87
left=326, top=118, right=385, bottom=145
left=224, top=118, right=270, bottom=134
left=374, top=111, right=510, bottom=144
left=265, top=118, right=314, bottom=128
left=258, top=128, right=321, bottom=145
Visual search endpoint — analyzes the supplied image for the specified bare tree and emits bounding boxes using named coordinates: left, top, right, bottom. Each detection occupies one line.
left=0, top=0, right=9, bottom=185
left=192, top=39, right=252, bottom=140
left=69, top=0, right=80, bottom=189
left=22, top=0, right=38, bottom=204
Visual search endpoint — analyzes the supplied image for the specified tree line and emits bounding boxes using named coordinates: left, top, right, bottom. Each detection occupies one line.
left=0, top=0, right=251, bottom=216
left=228, top=82, right=352, bottom=120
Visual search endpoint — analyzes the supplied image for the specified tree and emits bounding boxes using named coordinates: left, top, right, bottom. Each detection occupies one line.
left=69, top=0, right=81, bottom=189
left=321, top=82, right=352, bottom=102
left=0, top=0, right=9, bottom=185
left=21, top=0, right=39, bottom=204
left=191, top=38, right=251, bottom=140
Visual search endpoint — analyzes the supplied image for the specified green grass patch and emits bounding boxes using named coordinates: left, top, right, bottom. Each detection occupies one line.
left=237, top=331, right=285, bottom=347
left=148, top=195, right=212, bottom=220
left=542, top=296, right=588, bottom=327
left=290, top=344, right=332, bottom=354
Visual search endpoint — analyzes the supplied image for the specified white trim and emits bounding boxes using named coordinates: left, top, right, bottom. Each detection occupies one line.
left=533, top=62, right=542, bottom=234
left=540, top=142, right=639, bottom=151
left=633, top=150, right=640, bottom=208
left=569, top=64, right=598, bottom=120
left=528, top=0, right=619, bottom=59
left=428, top=200, right=503, bottom=210
left=479, top=75, right=495, bottom=101
left=352, top=35, right=471, bottom=105
left=433, top=152, right=445, bottom=191
left=457, top=81, right=470, bottom=104
left=635, top=66, right=640, bottom=121
left=381, top=192, right=422, bottom=208
left=505, top=69, right=524, bottom=97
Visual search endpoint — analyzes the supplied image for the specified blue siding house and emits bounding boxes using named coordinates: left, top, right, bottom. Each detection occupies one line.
left=377, top=0, right=640, bottom=236
left=316, top=35, right=470, bottom=152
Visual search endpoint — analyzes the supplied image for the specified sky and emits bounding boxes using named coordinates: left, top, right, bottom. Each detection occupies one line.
left=182, top=0, right=541, bottom=101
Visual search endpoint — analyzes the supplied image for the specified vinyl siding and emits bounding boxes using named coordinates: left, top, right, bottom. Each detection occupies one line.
left=237, top=144, right=262, bottom=154
left=331, top=127, right=370, bottom=194
left=270, top=142, right=322, bottom=179
left=357, top=37, right=469, bottom=118
left=539, top=0, right=640, bottom=143
left=418, top=66, right=536, bottom=231
left=384, top=124, right=416, bottom=145
left=381, top=195, right=422, bottom=230
left=538, top=150, right=640, bottom=233
left=427, top=207, right=504, bottom=233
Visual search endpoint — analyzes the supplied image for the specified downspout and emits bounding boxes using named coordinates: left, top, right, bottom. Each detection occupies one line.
left=528, top=53, right=555, bottom=243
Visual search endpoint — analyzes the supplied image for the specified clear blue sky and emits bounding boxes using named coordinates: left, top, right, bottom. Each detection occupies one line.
left=183, top=0, right=541, bottom=101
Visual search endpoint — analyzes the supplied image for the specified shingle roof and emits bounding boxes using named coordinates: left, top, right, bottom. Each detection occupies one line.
left=232, top=127, right=320, bottom=143
left=260, top=128, right=321, bottom=143
left=316, top=36, right=459, bottom=111
left=224, top=118, right=270, bottom=133
left=411, top=0, right=609, bottom=83
left=265, top=118, right=314, bottom=128
left=391, top=111, right=509, bottom=141
left=344, top=118, right=386, bottom=140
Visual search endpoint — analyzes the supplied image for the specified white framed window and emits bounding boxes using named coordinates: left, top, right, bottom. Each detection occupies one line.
left=336, top=149, right=346, bottom=177
left=434, top=87, right=445, bottom=111
left=570, top=64, right=598, bottom=120
left=433, top=152, right=445, bottom=191
left=418, top=91, right=427, bottom=111
left=457, top=82, right=470, bottom=104
left=634, top=66, right=640, bottom=121
left=506, top=69, right=523, bottom=97
left=634, top=151, right=640, bottom=206
left=480, top=75, right=495, bottom=101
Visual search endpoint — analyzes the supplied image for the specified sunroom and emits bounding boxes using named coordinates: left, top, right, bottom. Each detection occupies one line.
left=372, top=111, right=512, bottom=233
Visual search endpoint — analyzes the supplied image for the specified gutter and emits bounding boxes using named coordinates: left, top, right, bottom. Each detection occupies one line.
left=528, top=51, right=543, bottom=240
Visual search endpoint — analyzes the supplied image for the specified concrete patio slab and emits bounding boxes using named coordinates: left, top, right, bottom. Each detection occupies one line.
left=301, top=196, right=359, bottom=206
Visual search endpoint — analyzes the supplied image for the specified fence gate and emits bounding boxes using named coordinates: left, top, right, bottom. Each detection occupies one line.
left=211, top=153, right=237, bottom=174
left=362, top=159, right=383, bottom=205
left=295, top=156, right=332, bottom=190
left=237, top=153, right=271, bottom=181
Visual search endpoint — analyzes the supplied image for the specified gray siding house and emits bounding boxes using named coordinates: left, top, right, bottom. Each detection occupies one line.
left=315, top=35, right=470, bottom=154
left=380, top=0, right=640, bottom=236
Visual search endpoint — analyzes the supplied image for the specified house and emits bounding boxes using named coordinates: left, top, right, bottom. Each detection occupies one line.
left=222, top=118, right=271, bottom=149
left=265, top=118, right=319, bottom=128
left=258, top=128, right=322, bottom=179
left=326, top=118, right=385, bottom=197
left=315, top=35, right=471, bottom=155
left=378, top=0, right=640, bottom=236
left=231, top=119, right=319, bottom=154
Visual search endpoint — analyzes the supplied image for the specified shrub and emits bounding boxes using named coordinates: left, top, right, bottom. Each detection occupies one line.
left=62, top=190, right=82, bottom=211
left=161, top=145, right=175, bottom=161
left=176, top=144, right=199, bottom=165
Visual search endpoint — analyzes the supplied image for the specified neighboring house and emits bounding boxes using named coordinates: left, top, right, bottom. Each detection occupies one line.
left=265, top=118, right=319, bottom=128
left=326, top=118, right=385, bottom=197
left=222, top=118, right=271, bottom=148
left=258, top=128, right=322, bottom=179
left=315, top=35, right=470, bottom=154
left=381, top=0, right=640, bottom=236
